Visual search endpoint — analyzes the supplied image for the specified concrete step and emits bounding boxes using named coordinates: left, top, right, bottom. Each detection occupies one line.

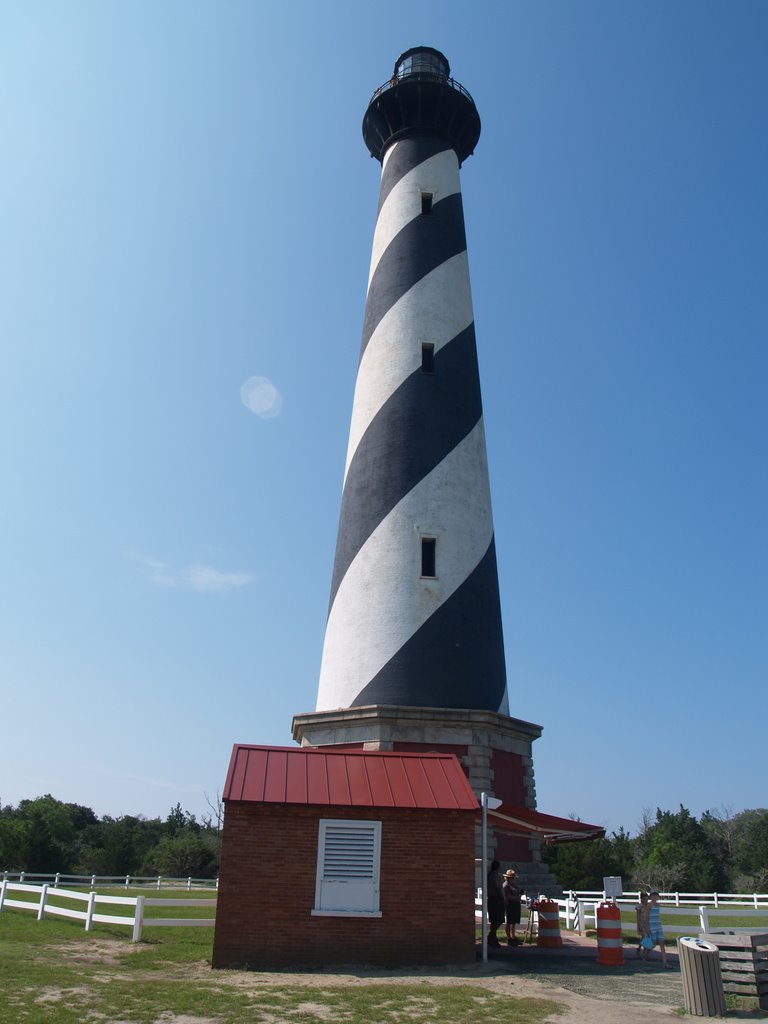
left=516, top=870, right=563, bottom=900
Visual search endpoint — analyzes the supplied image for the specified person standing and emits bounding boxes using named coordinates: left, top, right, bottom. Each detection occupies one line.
left=487, top=860, right=505, bottom=948
left=635, top=890, right=650, bottom=959
left=648, top=890, right=670, bottom=968
left=503, top=868, right=523, bottom=945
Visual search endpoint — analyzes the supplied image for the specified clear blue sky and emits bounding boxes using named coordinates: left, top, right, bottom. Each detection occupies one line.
left=1, top=1, right=765, bottom=836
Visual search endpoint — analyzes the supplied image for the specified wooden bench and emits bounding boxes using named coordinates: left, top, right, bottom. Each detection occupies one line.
left=700, top=931, right=768, bottom=1009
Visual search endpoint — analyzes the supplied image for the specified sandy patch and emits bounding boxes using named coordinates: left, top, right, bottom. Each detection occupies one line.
left=47, top=939, right=139, bottom=965
left=292, top=1003, right=348, bottom=1020
left=155, top=1015, right=220, bottom=1024
left=34, top=986, right=91, bottom=1005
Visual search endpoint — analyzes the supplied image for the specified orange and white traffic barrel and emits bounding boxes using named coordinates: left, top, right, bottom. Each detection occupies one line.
left=536, top=898, right=563, bottom=948
left=596, top=901, right=624, bottom=965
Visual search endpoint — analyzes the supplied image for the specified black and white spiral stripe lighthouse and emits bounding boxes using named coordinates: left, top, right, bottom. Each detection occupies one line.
left=316, top=48, right=509, bottom=716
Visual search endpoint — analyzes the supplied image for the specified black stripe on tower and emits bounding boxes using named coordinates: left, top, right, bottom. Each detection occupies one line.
left=329, top=324, right=482, bottom=609
left=351, top=539, right=507, bottom=710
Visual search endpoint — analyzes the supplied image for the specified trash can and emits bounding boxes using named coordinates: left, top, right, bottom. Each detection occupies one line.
left=678, top=937, right=726, bottom=1017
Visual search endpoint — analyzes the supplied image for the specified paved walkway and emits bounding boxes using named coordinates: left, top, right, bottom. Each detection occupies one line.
left=488, top=930, right=678, bottom=959
left=483, top=933, right=684, bottom=1008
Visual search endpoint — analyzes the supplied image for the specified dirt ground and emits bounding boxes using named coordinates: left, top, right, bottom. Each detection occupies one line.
left=208, top=961, right=677, bottom=1024
left=197, top=951, right=768, bottom=1024
left=49, top=938, right=768, bottom=1024
left=208, top=936, right=768, bottom=1024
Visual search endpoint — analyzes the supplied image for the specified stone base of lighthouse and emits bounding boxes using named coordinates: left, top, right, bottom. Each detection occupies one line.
left=291, top=705, right=560, bottom=896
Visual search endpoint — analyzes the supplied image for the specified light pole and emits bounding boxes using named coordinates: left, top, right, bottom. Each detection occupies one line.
left=480, top=792, right=502, bottom=962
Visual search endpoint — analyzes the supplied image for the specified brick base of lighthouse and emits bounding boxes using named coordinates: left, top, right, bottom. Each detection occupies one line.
left=292, top=705, right=560, bottom=896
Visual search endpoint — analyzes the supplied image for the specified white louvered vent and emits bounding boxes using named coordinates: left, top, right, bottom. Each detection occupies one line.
left=322, top=825, right=375, bottom=878
left=313, top=819, right=382, bottom=916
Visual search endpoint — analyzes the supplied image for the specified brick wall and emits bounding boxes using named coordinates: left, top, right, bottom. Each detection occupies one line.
left=489, top=748, right=531, bottom=862
left=212, top=802, right=476, bottom=969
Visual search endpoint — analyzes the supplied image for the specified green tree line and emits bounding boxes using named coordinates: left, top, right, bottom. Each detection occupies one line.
left=0, top=795, right=222, bottom=878
left=4, top=797, right=767, bottom=892
left=544, top=805, right=768, bottom=892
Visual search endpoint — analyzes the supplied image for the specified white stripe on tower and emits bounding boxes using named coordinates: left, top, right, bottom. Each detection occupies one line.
left=316, top=49, right=509, bottom=715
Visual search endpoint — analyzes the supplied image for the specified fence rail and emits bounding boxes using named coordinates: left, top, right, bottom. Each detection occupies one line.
left=568, top=899, right=768, bottom=935
left=0, top=880, right=216, bottom=941
left=1, top=870, right=217, bottom=891
left=565, top=889, right=768, bottom=909
left=560, top=892, right=768, bottom=937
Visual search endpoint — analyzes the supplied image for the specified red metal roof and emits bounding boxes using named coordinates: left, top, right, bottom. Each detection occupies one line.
left=486, top=803, right=606, bottom=845
left=223, top=744, right=479, bottom=811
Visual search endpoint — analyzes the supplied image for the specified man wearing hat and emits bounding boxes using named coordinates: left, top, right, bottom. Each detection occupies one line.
left=503, top=868, right=523, bottom=945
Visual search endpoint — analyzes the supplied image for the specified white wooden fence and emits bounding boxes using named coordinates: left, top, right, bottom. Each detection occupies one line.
left=559, top=890, right=768, bottom=936
left=1, top=870, right=217, bottom=890
left=0, top=880, right=216, bottom=942
left=566, top=889, right=768, bottom=909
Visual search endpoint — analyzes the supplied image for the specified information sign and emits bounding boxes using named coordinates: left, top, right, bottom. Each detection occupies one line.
left=603, top=876, right=623, bottom=899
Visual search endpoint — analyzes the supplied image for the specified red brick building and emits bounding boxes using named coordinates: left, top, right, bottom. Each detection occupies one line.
left=212, top=744, right=479, bottom=969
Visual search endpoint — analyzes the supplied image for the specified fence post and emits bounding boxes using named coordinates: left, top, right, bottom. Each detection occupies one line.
left=20, top=871, right=25, bottom=883
left=674, top=891, right=680, bottom=907
left=577, top=900, right=587, bottom=936
left=37, top=884, right=49, bottom=921
left=699, top=905, right=709, bottom=932
left=156, top=876, right=162, bottom=891
left=0, top=879, right=7, bottom=912
left=755, top=893, right=759, bottom=910
left=85, top=891, right=96, bottom=932
left=132, top=895, right=145, bottom=942
left=187, top=877, right=192, bottom=891
left=125, top=875, right=130, bottom=889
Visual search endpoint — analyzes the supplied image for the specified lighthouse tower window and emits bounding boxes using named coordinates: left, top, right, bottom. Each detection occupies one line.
left=421, top=537, right=437, bottom=578
left=421, top=342, right=435, bottom=373
left=421, top=192, right=433, bottom=215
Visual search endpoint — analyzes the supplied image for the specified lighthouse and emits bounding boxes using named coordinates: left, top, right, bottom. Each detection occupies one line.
left=317, top=46, right=507, bottom=716
left=293, top=48, right=554, bottom=885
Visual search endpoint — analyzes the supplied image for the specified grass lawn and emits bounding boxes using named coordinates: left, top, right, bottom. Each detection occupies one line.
left=0, top=898, right=561, bottom=1024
